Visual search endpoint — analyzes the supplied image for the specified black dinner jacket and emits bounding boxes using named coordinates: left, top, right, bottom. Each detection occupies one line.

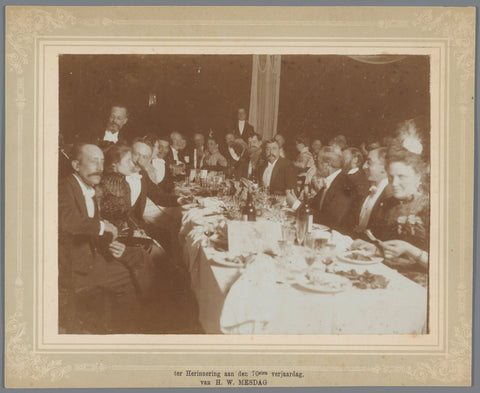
left=309, top=171, right=355, bottom=232
left=166, top=147, right=186, bottom=165
left=233, top=121, right=255, bottom=141
left=157, top=162, right=174, bottom=193
left=85, top=121, right=135, bottom=150
left=58, top=174, right=111, bottom=280
left=235, top=154, right=266, bottom=181
left=350, top=183, right=392, bottom=239
left=131, top=170, right=180, bottom=223
left=364, top=185, right=394, bottom=239
left=347, top=168, right=370, bottom=202
left=258, top=157, right=297, bottom=193
left=222, top=144, right=241, bottom=165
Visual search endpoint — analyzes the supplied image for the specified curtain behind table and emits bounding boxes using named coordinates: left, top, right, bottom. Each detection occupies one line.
left=248, top=55, right=281, bottom=140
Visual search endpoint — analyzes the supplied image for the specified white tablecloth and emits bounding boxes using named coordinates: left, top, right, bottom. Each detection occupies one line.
left=179, top=201, right=427, bottom=335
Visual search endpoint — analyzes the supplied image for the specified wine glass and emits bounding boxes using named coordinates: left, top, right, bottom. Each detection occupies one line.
left=296, top=220, right=306, bottom=246
left=282, top=225, right=296, bottom=246
left=203, top=225, right=215, bottom=248
left=304, top=249, right=317, bottom=269
left=304, top=232, right=315, bottom=250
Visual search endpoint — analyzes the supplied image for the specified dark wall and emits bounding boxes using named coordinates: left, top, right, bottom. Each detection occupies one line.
left=59, top=55, right=252, bottom=143
left=277, top=55, right=430, bottom=149
left=59, top=54, right=430, bottom=153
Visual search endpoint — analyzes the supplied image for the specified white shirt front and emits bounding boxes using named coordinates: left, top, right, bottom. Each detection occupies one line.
left=348, top=167, right=359, bottom=175
left=318, top=169, right=343, bottom=210
left=151, top=158, right=166, bottom=184
left=73, top=173, right=96, bottom=217
left=73, top=173, right=104, bottom=235
left=126, top=173, right=142, bottom=206
left=103, top=130, right=119, bottom=143
left=262, top=158, right=279, bottom=188
left=358, top=177, right=388, bottom=230
left=171, top=147, right=180, bottom=164
left=238, top=120, right=245, bottom=134
left=228, top=146, right=240, bottom=161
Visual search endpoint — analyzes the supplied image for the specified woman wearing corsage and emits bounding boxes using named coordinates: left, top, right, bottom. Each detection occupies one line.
left=354, top=120, right=429, bottom=285
left=376, top=145, right=429, bottom=268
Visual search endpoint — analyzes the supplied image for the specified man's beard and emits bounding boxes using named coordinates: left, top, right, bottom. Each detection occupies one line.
left=107, top=122, right=121, bottom=132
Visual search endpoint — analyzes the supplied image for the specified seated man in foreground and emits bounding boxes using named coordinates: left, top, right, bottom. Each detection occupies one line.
left=58, top=143, right=140, bottom=333
left=259, top=138, right=299, bottom=208
left=308, top=146, right=355, bottom=231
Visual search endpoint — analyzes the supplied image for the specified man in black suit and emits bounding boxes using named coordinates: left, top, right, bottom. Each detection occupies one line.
left=259, top=138, right=297, bottom=195
left=356, top=147, right=391, bottom=235
left=343, top=147, right=370, bottom=201
left=166, top=131, right=188, bottom=179
left=223, top=133, right=241, bottom=165
left=166, top=131, right=187, bottom=165
left=189, top=132, right=206, bottom=169
left=233, top=107, right=255, bottom=141
left=131, top=139, right=182, bottom=221
left=235, top=133, right=265, bottom=180
left=309, top=146, right=355, bottom=231
left=90, top=105, right=134, bottom=149
left=58, top=143, right=140, bottom=333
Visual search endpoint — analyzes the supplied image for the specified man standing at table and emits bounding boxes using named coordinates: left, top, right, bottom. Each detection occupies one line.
left=93, top=105, right=132, bottom=149
left=58, top=143, right=139, bottom=333
left=309, top=146, right=355, bottom=231
left=233, top=107, right=255, bottom=141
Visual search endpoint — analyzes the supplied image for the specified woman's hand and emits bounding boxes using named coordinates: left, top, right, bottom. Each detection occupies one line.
left=109, top=241, right=126, bottom=259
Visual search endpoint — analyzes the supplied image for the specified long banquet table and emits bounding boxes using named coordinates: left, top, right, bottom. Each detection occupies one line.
left=178, top=196, right=428, bottom=335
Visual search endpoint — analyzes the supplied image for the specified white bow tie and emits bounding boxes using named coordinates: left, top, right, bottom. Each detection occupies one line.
left=103, top=131, right=119, bottom=143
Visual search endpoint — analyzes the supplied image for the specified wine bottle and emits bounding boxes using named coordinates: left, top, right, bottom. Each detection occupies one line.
left=242, top=192, right=256, bottom=222
left=296, top=190, right=313, bottom=245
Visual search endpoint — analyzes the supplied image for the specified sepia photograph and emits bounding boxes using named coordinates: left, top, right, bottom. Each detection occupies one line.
left=58, top=54, right=430, bottom=335
left=4, top=5, right=474, bottom=388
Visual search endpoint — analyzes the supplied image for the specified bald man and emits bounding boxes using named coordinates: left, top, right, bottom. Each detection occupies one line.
left=58, top=143, right=140, bottom=333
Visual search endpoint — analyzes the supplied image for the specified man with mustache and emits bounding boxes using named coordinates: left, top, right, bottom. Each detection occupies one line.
left=58, top=143, right=140, bottom=333
left=259, top=139, right=299, bottom=208
left=351, top=147, right=391, bottom=241
left=96, top=105, right=132, bottom=148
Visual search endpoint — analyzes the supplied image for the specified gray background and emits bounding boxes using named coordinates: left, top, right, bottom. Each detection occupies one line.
left=0, top=0, right=478, bottom=392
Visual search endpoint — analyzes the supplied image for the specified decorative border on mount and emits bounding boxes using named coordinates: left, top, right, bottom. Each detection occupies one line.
left=4, top=6, right=474, bottom=386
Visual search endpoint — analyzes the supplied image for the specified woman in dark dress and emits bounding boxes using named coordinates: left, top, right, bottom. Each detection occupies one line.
left=96, top=145, right=172, bottom=332
left=366, top=145, right=430, bottom=286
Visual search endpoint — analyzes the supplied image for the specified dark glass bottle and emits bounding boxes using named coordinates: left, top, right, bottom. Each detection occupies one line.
left=296, top=188, right=313, bottom=244
left=242, top=192, right=256, bottom=222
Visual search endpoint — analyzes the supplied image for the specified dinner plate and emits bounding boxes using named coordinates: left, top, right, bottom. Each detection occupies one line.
left=292, top=273, right=351, bottom=294
left=312, top=224, right=330, bottom=232
left=210, top=258, right=245, bottom=268
left=337, top=251, right=383, bottom=265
